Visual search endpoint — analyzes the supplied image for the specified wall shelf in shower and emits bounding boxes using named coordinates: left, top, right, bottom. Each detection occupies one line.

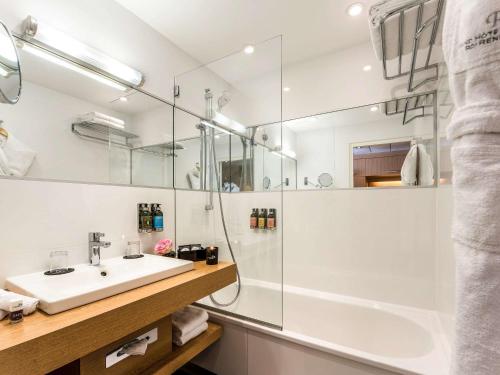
left=72, top=121, right=139, bottom=148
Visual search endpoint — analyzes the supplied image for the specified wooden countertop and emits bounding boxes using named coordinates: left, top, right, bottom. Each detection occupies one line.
left=0, top=261, right=236, bottom=374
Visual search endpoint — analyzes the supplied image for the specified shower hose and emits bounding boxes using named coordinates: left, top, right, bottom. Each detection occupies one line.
left=208, top=132, right=242, bottom=307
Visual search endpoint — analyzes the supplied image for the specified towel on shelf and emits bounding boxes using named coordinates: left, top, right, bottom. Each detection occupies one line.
left=369, top=0, right=443, bottom=61
left=172, top=306, right=209, bottom=337
left=78, top=112, right=125, bottom=129
left=173, top=322, right=208, bottom=346
left=401, top=143, right=434, bottom=186
left=0, top=133, right=36, bottom=177
left=0, top=289, right=39, bottom=316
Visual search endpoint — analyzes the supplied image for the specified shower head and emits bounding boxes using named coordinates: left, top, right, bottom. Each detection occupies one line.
left=217, top=91, right=231, bottom=111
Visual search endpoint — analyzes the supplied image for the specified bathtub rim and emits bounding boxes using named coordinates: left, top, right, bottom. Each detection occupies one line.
left=196, top=280, right=450, bottom=375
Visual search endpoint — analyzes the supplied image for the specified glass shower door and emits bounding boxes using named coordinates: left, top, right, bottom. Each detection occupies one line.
left=173, top=36, right=283, bottom=328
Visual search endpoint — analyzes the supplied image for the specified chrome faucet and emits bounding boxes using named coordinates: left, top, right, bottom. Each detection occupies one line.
left=88, top=232, right=111, bottom=266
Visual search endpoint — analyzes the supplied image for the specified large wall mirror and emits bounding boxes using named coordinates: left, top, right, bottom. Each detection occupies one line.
left=0, top=38, right=174, bottom=188
left=284, top=92, right=437, bottom=190
left=176, top=91, right=437, bottom=193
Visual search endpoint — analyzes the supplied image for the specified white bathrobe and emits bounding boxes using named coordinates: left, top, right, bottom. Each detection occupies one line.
left=444, top=1, right=500, bottom=374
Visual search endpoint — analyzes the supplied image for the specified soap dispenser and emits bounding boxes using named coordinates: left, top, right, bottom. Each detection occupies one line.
left=138, top=203, right=153, bottom=233
left=152, top=204, right=164, bottom=232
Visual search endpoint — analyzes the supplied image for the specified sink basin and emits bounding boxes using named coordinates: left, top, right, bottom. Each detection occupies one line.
left=5, top=254, right=194, bottom=314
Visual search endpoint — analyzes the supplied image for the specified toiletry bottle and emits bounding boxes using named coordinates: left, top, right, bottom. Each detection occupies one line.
left=152, top=204, right=164, bottom=232
left=8, top=299, right=23, bottom=324
left=267, top=208, right=277, bottom=230
left=138, top=204, right=153, bottom=233
left=138, top=204, right=145, bottom=232
left=250, top=208, right=258, bottom=229
left=258, top=208, right=267, bottom=229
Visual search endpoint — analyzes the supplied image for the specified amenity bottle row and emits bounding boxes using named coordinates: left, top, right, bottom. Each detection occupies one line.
left=250, top=208, right=277, bottom=230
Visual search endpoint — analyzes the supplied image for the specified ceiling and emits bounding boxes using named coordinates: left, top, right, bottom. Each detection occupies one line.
left=116, top=0, right=380, bottom=66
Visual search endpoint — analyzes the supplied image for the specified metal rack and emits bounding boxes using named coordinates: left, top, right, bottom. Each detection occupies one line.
left=384, top=92, right=434, bottom=125
left=379, top=0, right=445, bottom=92
left=71, top=121, right=139, bottom=148
left=132, top=142, right=185, bottom=158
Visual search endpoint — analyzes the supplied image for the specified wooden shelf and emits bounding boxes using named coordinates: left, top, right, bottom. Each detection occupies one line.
left=142, top=322, right=222, bottom=375
left=0, top=262, right=235, bottom=374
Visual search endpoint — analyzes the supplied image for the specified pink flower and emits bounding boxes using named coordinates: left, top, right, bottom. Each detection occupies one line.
left=154, top=238, right=173, bottom=255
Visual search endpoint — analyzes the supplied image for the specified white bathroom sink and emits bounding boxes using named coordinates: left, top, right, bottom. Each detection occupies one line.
left=5, top=254, right=194, bottom=314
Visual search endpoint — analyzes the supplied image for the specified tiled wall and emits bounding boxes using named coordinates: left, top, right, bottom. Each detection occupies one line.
left=0, top=178, right=175, bottom=286
left=283, top=188, right=437, bottom=309
left=435, top=186, right=455, bottom=347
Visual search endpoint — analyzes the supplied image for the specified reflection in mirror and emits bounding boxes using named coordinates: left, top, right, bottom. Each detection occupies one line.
left=0, top=21, right=21, bottom=104
left=0, top=40, right=173, bottom=187
left=174, top=110, right=284, bottom=193
left=283, top=92, right=437, bottom=190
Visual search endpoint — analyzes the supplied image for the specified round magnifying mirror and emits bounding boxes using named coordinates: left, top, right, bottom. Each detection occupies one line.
left=318, top=173, right=333, bottom=188
left=0, top=21, right=21, bottom=104
left=263, top=176, right=271, bottom=190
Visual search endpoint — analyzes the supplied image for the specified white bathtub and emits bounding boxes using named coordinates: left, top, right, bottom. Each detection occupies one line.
left=199, top=281, right=450, bottom=375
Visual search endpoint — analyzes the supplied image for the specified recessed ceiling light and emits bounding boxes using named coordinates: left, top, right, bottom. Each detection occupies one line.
left=347, top=3, right=364, bottom=17
left=283, top=87, right=291, bottom=92
left=119, top=96, right=128, bottom=102
left=215, top=135, right=221, bottom=139
left=363, top=65, right=372, bottom=72
left=370, top=106, right=378, bottom=112
left=244, top=45, right=255, bottom=54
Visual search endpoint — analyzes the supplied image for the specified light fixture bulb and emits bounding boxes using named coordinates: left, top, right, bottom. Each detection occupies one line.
left=22, top=44, right=127, bottom=91
left=370, top=106, right=379, bottom=112
left=243, top=45, right=255, bottom=54
left=347, top=3, right=364, bottom=17
left=119, top=96, right=128, bottom=102
left=363, top=65, right=372, bottom=72
left=283, top=87, right=291, bottom=92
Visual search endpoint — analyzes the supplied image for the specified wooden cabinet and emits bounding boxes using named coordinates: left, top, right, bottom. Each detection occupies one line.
left=353, top=150, right=407, bottom=187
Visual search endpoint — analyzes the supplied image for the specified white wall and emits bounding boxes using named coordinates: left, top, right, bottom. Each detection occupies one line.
left=283, top=188, right=436, bottom=309
left=0, top=178, right=175, bottom=286
left=281, top=42, right=440, bottom=121
left=435, top=186, right=454, bottom=347
left=295, top=127, right=335, bottom=189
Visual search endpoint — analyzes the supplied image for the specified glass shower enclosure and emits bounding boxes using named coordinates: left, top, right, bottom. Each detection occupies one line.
left=173, top=36, right=283, bottom=328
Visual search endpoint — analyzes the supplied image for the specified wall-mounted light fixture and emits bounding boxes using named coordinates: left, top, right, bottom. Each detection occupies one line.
left=21, top=16, right=144, bottom=89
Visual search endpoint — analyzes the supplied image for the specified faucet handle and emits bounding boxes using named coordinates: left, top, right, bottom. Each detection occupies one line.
left=89, top=232, right=106, bottom=241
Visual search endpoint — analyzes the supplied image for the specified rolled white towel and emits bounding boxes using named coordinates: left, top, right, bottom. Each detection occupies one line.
left=173, top=322, right=208, bottom=346
left=79, top=112, right=125, bottom=128
left=369, top=0, right=443, bottom=61
left=0, top=289, right=39, bottom=316
left=172, top=306, right=208, bottom=336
